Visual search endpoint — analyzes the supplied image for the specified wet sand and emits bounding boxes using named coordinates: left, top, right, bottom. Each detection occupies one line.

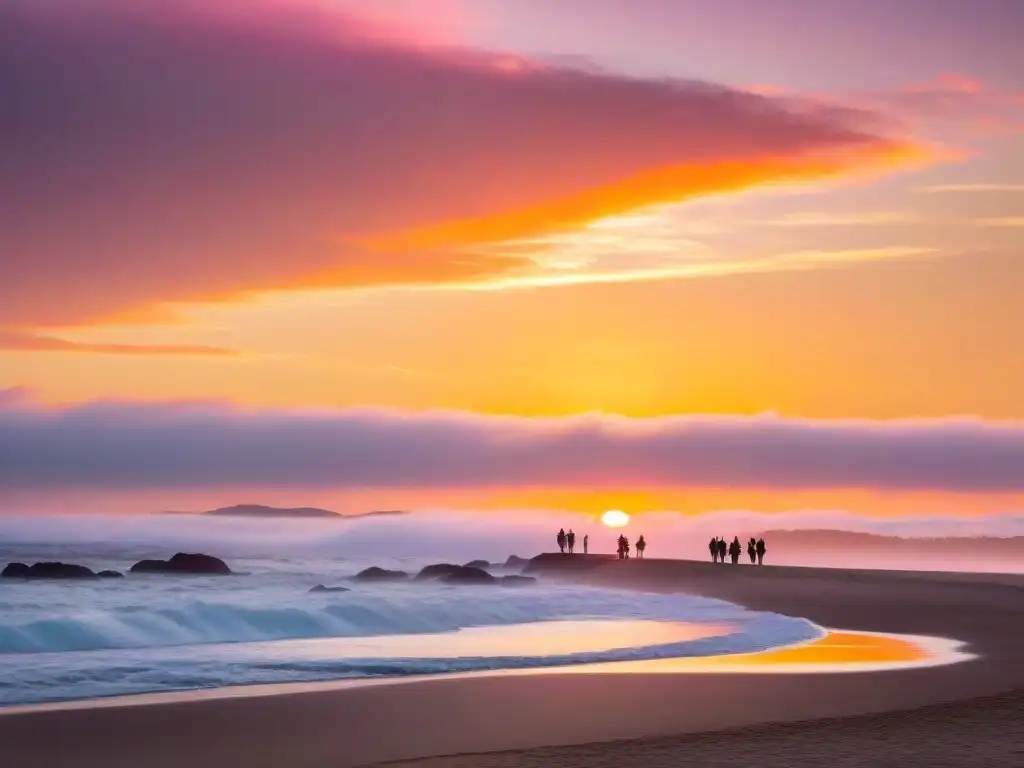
left=2, top=557, right=1022, bottom=767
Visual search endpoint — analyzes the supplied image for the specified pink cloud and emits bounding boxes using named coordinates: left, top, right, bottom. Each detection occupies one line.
left=0, top=0, right=914, bottom=329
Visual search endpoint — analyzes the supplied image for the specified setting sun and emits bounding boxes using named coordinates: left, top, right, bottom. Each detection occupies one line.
left=601, top=509, right=630, bottom=528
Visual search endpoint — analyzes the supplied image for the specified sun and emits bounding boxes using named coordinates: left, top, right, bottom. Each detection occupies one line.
left=601, top=509, right=630, bottom=528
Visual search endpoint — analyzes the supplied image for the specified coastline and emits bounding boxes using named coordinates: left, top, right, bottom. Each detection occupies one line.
left=1, top=557, right=1021, bottom=766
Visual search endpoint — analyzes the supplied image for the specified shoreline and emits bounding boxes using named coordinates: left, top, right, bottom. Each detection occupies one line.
left=1, top=557, right=1021, bottom=766
left=0, top=625, right=972, bottom=717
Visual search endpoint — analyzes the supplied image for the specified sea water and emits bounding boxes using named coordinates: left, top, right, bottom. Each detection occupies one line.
left=0, top=515, right=820, bottom=706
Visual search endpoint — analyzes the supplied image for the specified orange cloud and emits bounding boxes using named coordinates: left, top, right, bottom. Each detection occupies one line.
left=1, top=0, right=930, bottom=332
left=0, top=330, right=236, bottom=357
left=362, top=143, right=930, bottom=254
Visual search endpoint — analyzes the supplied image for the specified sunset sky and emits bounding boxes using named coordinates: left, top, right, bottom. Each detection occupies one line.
left=2, top=0, right=1023, bottom=518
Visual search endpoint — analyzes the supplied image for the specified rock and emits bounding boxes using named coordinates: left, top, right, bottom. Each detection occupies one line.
left=2, top=561, right=97, bottom=579
left=1, top=562, right=30, bottom=578
left=499, top=575, right=537, bottom=587
left=503, top=555, right=529, bottom=569
left=463, top=559, right=491, bottom=569
left=415, top=563, right=463, bottom=580
left=522, top=552, right=614, bottom=575
left=309, top=584, right=350, bottom=593
left=130, top=552, right=232, bottom=575
left=97, top=570, right=124, bottom=578
left=353, top=566, right=409, bottom=582
left=439, top=566, right=497, bottom=585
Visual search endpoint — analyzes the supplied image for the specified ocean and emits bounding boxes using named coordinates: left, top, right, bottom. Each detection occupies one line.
left=0, top=513, right=820, bottom=706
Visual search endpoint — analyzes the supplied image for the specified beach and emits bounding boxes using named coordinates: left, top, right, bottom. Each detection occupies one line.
left=2, top=557, right=1022, bottom=767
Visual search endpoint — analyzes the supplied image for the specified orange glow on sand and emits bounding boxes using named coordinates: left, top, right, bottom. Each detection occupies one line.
left=552, top=629, right=973, bottom=676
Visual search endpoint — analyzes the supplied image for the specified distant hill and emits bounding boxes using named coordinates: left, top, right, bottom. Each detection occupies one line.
left=156, top=505, right=409, bottom=519
left=755, top=529, right=1024, bottom=559
left=204, top=504, right=339, bottom=518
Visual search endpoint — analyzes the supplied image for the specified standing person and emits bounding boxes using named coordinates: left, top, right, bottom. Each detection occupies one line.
left=729, top=536, right=741, bottom=564
left=747, top=538, right=757, bottom=564
left=717, top=537, right=727, bottom=564
left=567, top=529, right=576, bottom=554
left=756, top=537, right=766, bottom=566
left=636, top=535, right=646, bottom=559
left=583, top=534, right=589, bottom=555
left=616, top=534, right=625, bottom=560
left=709, top=537, right=718, bottom=563
left=622, top=536, right=630, bottom=559
left=557, top=528, right=566, bottom=554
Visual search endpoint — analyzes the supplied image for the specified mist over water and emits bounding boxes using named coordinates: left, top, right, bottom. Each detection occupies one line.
left=0, top=512, right=826, bottom=707
left=0, top=508, right=1020, bottom=569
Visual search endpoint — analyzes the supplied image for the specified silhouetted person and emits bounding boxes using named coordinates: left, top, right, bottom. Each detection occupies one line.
left=567, top=529, right=576, bottom=554
left=709, top=537, right=718, bottom=563
left=729, top=536, right=741, bottom=564
left=636, top=535, right=646, bottom=559
left=583, top=534, right=589, bottom=554
left=557, top=528, right=566, bottom=554
left=616, top=534, right=626, bottom=560
left=717, top=537, right=727, bottom=563
left=756, top=537, right=766, bottom=566
left=623, top=535, right=630, bottom=559
left=747, top=538, right=757, bottom=564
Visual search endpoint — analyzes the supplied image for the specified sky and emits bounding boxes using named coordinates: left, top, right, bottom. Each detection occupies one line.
left=1, top=0, right=1023, bottom=520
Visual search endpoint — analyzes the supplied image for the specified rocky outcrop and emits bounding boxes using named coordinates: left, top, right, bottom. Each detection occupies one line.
left=499, top=575, right=537, bottom=587
left=439, top=566, right=497, bottom=585
left=523, top=552, right=613, bottom=575
left=309, top=584, right=350, bottom=593
left=97, top=570, right=124, bottom=578
left=1, top=562, right=30, bottom=578
left=353, top=566, right=409, bottom=582
left=503, top=555, right=529, bottom=569
left=416, top=563, right=463, bottom=580
left=463, top=559, right=491, bottom=569
left=2, top=561, right=97, bottom=579
left=130, top=552, right=232, bottom=575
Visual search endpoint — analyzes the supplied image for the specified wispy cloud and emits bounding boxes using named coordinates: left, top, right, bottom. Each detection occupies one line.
left=0, top=330, right=237, bottom=357
left=760, top=212, right=917, bottom=227
left=458, top=244, right=937, bottom=291
left=3, top=396, right=1023, bottom=493
left=975, top=217, right=1024, bottom=227
left=916, top=183, right=1024, bottom=194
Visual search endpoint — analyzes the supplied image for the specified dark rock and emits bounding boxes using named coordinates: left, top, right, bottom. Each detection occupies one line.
left=97, top=570, right=124, bottom=579
left=500, top=575, right=537, bottom=587
left=523, top=552, right=614, bottom=575
left=309, top=584, right=350, bottom=593
left=1, top=562, right=30, bottom=578
left=416, top=563, right=463, bottom=580
left=353, top=566, right=409, bottom=582
left=2, top=561, right=97, bottom=579
left=463, top=559, right=491, bottom=569
left=503, top=555, right=529, bottom=569
left=439, top=566, right=497, bottom=585
left=130, top=552, right=231, bottom=575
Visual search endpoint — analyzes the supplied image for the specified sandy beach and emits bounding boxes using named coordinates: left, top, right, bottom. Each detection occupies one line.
left=2, top=557, right=1022, bottom=767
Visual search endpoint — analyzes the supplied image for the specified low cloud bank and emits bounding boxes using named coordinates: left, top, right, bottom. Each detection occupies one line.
left=1, top=395, right=1023, bottom=493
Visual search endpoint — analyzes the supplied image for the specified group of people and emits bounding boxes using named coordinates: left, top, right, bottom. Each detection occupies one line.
left=615, top=533, right=645, bottom=560
left=556, top=528, right=588, bottom=554
left=555, top=528, right=648, bottom=560
left=709, top=536, right=766, bottom=565
left=555, top=528, right=764, bottom=565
